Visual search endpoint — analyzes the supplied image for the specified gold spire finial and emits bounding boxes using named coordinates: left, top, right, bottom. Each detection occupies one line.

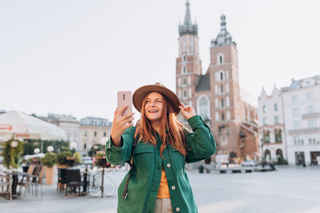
left=186, top=0, right=190, bottom=6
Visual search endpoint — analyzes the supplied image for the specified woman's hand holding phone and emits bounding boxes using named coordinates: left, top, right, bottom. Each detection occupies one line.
left=110, top=105, right=135, bottom=147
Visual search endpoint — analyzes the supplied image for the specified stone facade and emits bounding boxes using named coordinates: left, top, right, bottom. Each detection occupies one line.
left=258, top=87, right=287, bottom=162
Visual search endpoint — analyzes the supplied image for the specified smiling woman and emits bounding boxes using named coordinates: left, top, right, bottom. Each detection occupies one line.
left=106, top=82, right=216, bottom=213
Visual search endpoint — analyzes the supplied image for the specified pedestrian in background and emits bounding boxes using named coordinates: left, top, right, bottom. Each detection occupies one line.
left=106, top=83, right=216, bottom=213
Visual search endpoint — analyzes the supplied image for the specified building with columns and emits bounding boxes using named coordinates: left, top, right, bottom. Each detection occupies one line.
left=176, top=2, right=259, bottom=161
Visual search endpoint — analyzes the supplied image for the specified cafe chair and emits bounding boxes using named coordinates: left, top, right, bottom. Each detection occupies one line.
left=17, top=164, right=35, bottom=196
left=0, top=172, right=12, bottom=200
left=65, top=169, right=83, bottom=196
left=23, top=166, right=46, bottom=198
left=57, top=168, right=68, bottom=192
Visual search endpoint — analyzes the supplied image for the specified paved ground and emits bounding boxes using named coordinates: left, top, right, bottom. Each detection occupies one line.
left=1, top=165, right=320, bottom=213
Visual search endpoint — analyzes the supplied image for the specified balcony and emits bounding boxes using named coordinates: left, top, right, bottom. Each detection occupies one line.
left=302, top=112, right=320, bottom=119
left=289, top=127, right=320, bottom=134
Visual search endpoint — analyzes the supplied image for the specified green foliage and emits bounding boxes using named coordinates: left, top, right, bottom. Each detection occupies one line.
left=96, top=150, right=106, bottom=158
left=41, top=152, right=57, bottom=167
left=88, top=144, right=105, bottom=157
left=56, top=151, right=72, bottom=165
left=74, top=152, right=81, bottom=163
left=1, top=139, right=24, bottom=169
left=23, top=139, right=70, bottom=155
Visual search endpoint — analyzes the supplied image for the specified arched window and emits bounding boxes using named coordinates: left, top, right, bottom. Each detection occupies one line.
left=183, top=89, right=187, bottom=98
left=264, top=149, right=271, bottom=160
left=221, top=112, right=225, bottom=121
left=182, top=77, right=187, bottom=86
left=183, top=55, right=186, bottom=62
left=275, top=130, right=282, bottom=142
left=221, top=99, right=225, bottom=108
left=220, top=72, right=224, bottom=81
left=217, top=53, right=224, bottom=64
left=220, top=85, right=224, bottom=94
left=182, top=66, right=186, bottom=74
left=276, top=149, right=283, bottom=158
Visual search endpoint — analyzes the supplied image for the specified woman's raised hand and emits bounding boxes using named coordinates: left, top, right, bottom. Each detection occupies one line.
left=178, top=103, right=196, bottom=120
left=110, top=105, right=135, bottom=147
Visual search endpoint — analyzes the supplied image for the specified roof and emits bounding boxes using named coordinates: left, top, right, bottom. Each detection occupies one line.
left=211, top=14, right=236, bottom=47
left=284, top=75, right=320, bottom=91
left=178, top=1, right=198, bottom=36
left=195, top=74, right=210, bottom=92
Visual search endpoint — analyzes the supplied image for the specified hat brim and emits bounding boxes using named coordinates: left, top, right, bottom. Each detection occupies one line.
left=133, top=84, right=181, bottom=115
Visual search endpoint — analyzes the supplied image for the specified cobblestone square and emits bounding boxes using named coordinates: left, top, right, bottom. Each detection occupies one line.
left=1, top=166, right=319, bottom=213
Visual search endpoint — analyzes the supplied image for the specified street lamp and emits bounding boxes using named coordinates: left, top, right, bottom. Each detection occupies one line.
left=260, top=139, right=265, bottom=167
left=70, top=141, right=77, bottom=155
left=47, top=146, right=54, bottom=152
left=34, top=148, right=40, bottom=154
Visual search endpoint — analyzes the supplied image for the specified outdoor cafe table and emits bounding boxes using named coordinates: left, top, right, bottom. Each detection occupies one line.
left=6, top=172, right=28, bottom=199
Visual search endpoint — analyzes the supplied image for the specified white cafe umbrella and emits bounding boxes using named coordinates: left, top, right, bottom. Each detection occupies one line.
left=0, top=111, right=66, bottom=140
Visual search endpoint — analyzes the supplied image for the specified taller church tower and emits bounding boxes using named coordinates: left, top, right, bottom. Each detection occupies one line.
left=176, top=1, right=202, bottom=123
left=176, top=2, right=258, bottom=160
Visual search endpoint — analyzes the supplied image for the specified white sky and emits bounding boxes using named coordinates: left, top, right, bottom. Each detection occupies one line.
left=1, top=0, right=320, bottom=122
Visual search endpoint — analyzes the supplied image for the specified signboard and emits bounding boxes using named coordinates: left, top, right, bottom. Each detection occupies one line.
left=0, top=124, right=12, bottom=131
left=15, top=134, right=30, bottom=138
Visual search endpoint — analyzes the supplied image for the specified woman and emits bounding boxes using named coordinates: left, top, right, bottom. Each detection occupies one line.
left=106, top=83, right=216, bottom=213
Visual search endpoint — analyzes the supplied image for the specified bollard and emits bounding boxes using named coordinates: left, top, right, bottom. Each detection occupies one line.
left=198, top=164, right=204, bottom=173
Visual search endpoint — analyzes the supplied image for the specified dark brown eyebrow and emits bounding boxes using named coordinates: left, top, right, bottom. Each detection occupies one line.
left=146, top=97, right=163, bottom=101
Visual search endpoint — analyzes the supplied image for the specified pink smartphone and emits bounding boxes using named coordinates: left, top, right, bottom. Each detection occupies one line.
left=117, top=91, right=132, bottom=117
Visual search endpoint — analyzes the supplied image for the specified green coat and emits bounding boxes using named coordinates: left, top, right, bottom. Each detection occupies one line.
left=106, top=115, right=216, bottom=213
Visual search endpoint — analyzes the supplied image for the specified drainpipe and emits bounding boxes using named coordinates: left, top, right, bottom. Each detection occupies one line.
left=281, top=92, right=289, bottom=164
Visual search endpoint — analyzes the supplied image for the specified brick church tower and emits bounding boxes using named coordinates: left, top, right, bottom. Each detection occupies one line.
left=176, top=2, right=259, bottom=160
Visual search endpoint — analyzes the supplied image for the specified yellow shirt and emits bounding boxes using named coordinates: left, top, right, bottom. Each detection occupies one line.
left=157, top=167, right=170, bottom=198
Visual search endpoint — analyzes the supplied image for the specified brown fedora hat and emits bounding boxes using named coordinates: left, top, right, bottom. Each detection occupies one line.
left=133, top=82, right=181, bottom=115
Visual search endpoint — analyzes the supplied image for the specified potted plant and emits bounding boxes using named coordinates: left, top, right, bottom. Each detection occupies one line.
left=1, top=139, right=24, bottom=170
left=95, top=151, right=107, bottom=167
left=41, top=152, right=57, bottom=185
left=56, top=150, right=72, bottom=168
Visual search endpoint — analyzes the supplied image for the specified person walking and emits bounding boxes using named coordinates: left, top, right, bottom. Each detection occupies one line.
left=106, top=83, right=216, bottom=213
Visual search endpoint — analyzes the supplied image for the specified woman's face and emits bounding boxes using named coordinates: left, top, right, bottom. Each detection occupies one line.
left=144, top=92, right=163, bottom=123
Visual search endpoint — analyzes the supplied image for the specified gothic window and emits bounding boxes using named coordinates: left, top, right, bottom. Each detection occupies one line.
left=183, top=55, right=186, bottom=62
left=183, top=38, right=186, bottom=51
left=182, top=77, right=187, bottom=86
left=215, top=112, right=219, bottom=121
left=217, top=53, right=224, bottom=64
left=221, top=112, right=225, bottom=121
left=220, top=85, right=224, bottom=94
left=221, top=99, right=225, bottom=108
left=220, top=72, right=224, bottom=81
left=183, top=89, right=187, bottom=99
left=182, top=66, right=186, bottom=74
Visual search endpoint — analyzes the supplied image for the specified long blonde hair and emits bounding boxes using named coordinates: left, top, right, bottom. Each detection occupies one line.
left=135, top=93, right=188, bottom=157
